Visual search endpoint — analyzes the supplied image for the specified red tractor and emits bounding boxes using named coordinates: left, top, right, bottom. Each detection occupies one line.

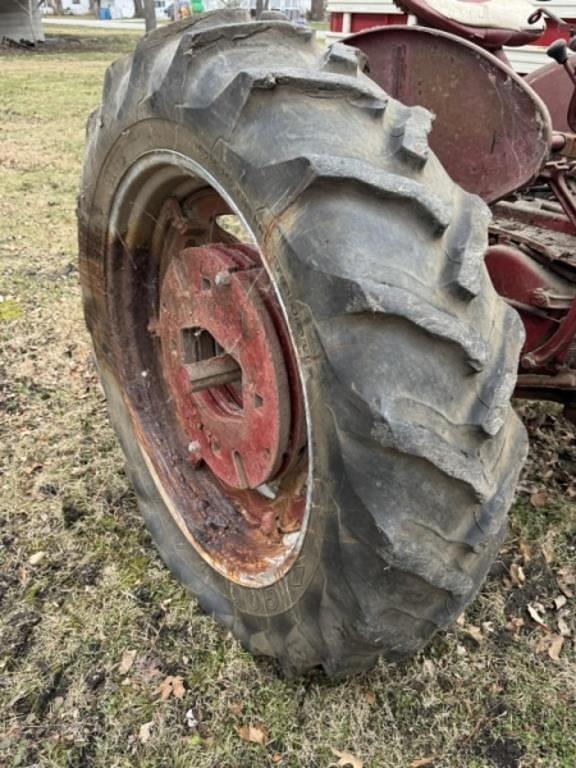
left=78, top=0, right=576, bottom=676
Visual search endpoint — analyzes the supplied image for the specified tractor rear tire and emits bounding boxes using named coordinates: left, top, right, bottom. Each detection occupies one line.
left=78, top=10, right=528, bottom=676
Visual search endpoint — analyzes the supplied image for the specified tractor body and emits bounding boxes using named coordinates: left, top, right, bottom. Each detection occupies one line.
left=348, top=1, right=576, bottom=423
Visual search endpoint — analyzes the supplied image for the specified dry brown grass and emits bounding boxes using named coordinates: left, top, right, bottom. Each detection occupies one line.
left=0, top=28, right=575, bottom=768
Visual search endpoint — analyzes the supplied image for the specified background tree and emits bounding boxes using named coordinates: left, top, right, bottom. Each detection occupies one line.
left=47, top=0, right=64, bottom=14
left=143, top=0, right=156, bottom=31
left=309, top=0, right=325, bottom=21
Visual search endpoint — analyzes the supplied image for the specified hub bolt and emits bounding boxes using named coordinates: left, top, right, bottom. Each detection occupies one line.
left=215, top=270, right=232, bottom=287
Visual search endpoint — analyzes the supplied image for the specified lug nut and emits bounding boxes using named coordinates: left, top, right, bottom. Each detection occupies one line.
left=215, top=270, right=231, bottom=287
left=187, top=440, right=201, bottom=453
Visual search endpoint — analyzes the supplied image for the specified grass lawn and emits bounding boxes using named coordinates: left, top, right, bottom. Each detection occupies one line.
left=0, top=26, right=575, bottom=768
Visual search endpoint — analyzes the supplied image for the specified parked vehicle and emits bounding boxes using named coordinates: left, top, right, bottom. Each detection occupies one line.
left=78, top=1, right=576, bottom=675
left=164, top=0, right=190, bottom=20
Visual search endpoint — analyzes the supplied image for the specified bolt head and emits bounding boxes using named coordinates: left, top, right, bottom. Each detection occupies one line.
left=215, top=270, right=232, bottom=287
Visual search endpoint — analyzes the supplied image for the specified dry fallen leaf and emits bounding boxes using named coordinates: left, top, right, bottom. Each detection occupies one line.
left=155, top=675, right=185, bottom=702
left=506, top=617, right=525, bottom=633
left=527, top=604, right=548, bottom=630
left=228, top=701, right=244, bottom=717
left=541, top=541, right=555, bottom=565
left=139, top=721, right=154, bottom=744
left=464, top=624, right=483, bottom=644
left=235, top=723, right=268, bottom=746
left=422, top=659, right=436, bottom=678
left=554, top=595, right=568, bottom=611
left=557, top=568, right=576, bottom=598
left=558, top=617, right=571, bottom=638
left=330, top=748, right=363, bottom=768
left=29, top=551, right=46, bottom=566
left=558, top=567, right=576, bottom=585
left=535, top=635, right=551, bottom=655
left=548, top=635, right=565, bottom=662
left=170, top=676, right=185, bottom=699
left=410, top=759, right=436, bottom=768
left=509, top=563, right=526, bottom=586
left=519, top=540, right=532, bottom=564
left=118, top=649, right=137, bottom=676
left=558, top=583, right=574, bottom=599
left=530, top=490, right=547, bottom=508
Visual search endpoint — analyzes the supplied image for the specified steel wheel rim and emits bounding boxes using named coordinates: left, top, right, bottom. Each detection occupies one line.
left=106, top=151, right=311, bottom=587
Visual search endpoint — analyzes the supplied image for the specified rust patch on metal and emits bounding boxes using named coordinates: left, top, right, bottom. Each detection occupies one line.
left=347, top=25, right=552, bottom=202
left=157, top=242, right=291, bottom=490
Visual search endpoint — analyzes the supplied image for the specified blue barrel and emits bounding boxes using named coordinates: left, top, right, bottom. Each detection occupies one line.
left=99, top=7, right=112, bottom=20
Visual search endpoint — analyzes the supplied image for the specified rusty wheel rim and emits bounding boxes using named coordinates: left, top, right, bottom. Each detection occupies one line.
left=107, top=152, right=309, bottom=586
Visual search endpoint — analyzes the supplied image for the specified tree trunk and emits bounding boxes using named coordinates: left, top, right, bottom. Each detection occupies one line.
left=143, top=0, right=156, bottom=32
left=309, top=0, right=325, bottom=22
left=0, top=0, right=44, bottom=41
left=133, top=0, right=144, bottom=19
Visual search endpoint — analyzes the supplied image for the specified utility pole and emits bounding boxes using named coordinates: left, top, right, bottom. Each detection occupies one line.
left=143, top=0, right=157, bottom=32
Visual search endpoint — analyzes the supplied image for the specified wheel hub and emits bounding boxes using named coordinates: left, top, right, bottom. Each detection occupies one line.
left=157, top=243, right=292, bottom=489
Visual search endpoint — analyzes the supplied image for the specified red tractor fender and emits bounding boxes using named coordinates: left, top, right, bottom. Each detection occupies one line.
left=346, top=25, right=553, bottom=203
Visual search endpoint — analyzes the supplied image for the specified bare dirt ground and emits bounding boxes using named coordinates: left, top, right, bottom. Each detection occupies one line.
left=0, top=28, right=575, bottom=768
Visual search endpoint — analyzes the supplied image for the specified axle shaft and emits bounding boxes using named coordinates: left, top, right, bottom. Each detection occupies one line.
left=185, top=354, right=242, bottom=392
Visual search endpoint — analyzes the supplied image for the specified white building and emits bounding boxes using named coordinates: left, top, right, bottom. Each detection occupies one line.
left=51, top=0, right=136, bottom=18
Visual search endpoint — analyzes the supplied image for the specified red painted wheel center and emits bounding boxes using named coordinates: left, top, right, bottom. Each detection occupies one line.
left=157, top=243, right=293, bottom=490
